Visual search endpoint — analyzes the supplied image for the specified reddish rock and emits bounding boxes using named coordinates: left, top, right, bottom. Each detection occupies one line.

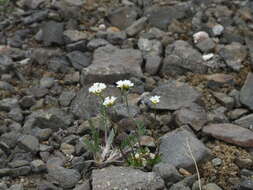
left=203, top=124, right=253, bottom=147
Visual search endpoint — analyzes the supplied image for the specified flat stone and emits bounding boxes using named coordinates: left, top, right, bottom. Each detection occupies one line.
left=67, top=51, right=91, bottom=70
left=159, top=128, right=211, bottom=170
left=212, top=92, right=234, bottom=110
left=145, top=55, right=162, bottom=75
left=240, top=73, right=253, bottom=110
left=81, top=45, right=143, bottom=84
left=228, top=108, right=249, bottom=120
left=203, top=124, right=253, bottom=147
left=0, top=98, right=19, bottom=112
left=147, top=80, right=201, bottom=111
left=204, top=183, right=223, bottom=190
left=59, top=90, right=76, bottom=107
left=63, top=30, right=88, bottom=43
left=48, top=166, right=81, bottom=189
left=126, top=17, right=147, bottom=36
left=8, top=184, right=24, bottom=190
left=138, top=38, right=162, bottom=57
left=234, top=114, right=253, bottom=130
left=92, top=166, right=165, bottom=190
left=41, top=21, right=64, bottom=46
left=196, top=38, right=216, bottom=53
left=173, top=103, right=207, bottom=131
left=204, top=74, right=234, bottom=88
left=18, top=135, right=39, bottom=153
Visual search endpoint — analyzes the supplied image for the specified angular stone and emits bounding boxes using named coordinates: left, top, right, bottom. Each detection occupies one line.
left=212, top=92, right=234, bottom=110
left=145, top=55, right=162, bottom=75
left=92, top=166, right=165, bottom=190
left=67, top=51, right=91, bottom=70
left=235, top=114, right=253, bottom=130
left=147, top=80, right=201, bottom=110
left=48, top=166, right=81, bottom=189
left=196, top=38, right=216, bottom=53
left=138, top=38, right=162, bottom=57
left=240, top=73, right=253, bottom=110
left=159, top=128, right=211, bottom=170
left=87, top=39, right=109, bottom=51
left=204, top=74, right=234, bottom=89
left=59, top=90, right=76, bottom=107
left=0, top=98, right=19, bottom=112
left=126, top=17, right=147, bottom=36
left=8, top=184, right=24, bottom=190
left=173, top=103, right=207, bottom=131
left=161, top=41, right=207, bottom=77
left=203, top=124, right=253, bottom=147
left=107, top=6, right=138, bottom=30
left=41, top=21, right=64, bottom=46
left=219, top=42, right=247, bottom=71
left=228, top=108, right=249, bottom=120
left=63, top=30, right=88, bottom=43
left=81, top=45, right=143, bottom=84
left=18, top=135, right=39, bottom=153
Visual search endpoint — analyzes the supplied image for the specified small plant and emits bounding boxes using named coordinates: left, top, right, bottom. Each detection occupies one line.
left=84, top=80, right=161, bottom=168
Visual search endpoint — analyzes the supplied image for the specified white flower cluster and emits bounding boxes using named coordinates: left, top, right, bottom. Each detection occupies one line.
left=103, top=96, right=117, bottom=107
left=116, top=80, right=134, bottom=90
left=149, top=96, right=160, bottom=105
left=88, top=83, right=107, bottom=95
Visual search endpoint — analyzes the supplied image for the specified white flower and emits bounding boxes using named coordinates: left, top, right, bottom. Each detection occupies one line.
left=134, top=153, right=140, bottom=159
left=150, top=96, right=160, bottom=104
left=89, top=83, right=107, bottom=95
left=149, top=153, right=156, bottom=159
left=116, top=80, right=134, bottom=90
left=103, top=96, right=117, bottom=107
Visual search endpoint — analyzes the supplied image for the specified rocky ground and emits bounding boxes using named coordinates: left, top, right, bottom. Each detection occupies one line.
left=1, top=0, right=253, bottom=189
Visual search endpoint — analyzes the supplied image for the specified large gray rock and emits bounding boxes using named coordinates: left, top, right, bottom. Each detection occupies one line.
left=126, top=17, right=147, bottom=36
left=48, top=166, right=81, bottom=189
left=23, top=108, right=73, bottom=133
left=240, top=73, right=253, bottom=110
left=146, top=80, right=201, bottom=111
left=81, top=45, right=143, bottom=84
left=235, top=114, right=253, bottom=130
left=0, top=98, right=19, bottom=112
left=67, top=51, right=91, bottom=70
left=18, top=135, right=39, bottom=153
left=41, top=21, right=64, bottom=46
left=159, top=128, right=211, bottom=170
left=107, top=6, right=139, bottom=30
left=92, top=166, right=165, bottom=190
left=161, top=41, right=207, bottom=77
left=219, top=42, right=247, bottom=71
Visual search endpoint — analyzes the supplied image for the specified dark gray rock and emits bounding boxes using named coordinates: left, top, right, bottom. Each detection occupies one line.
left=48, top=166, right=81, bottom=189
left=153, top=163, right=183, bottom=183
left=161, top=40, right=207, bottom=77
left=238, top=178, right=253, bottom=190
left=138, top=38, right=162, bottom=57
left=107, top=6, right=139, bottom=30
left=23, top=108, right=73, bottom=133
left=41, top=21, right=64, bottom=46
left=126, top=17, right=148, bottom=36
left=112, top=104, right=140, bottom=120
left=145, top=55, right=162, bottom=75
left=23, top=10, right=48, bottom=25
left=169, top=183, right=191, bottom=190
left=0, top=55, right=13, bottom=75
left=107, top=31, right=127, bottom=45
left=212, top=92, right=234, bottom=110
left=196, top=38, right=216, bottom=53
left=228, top=109, right=249, bottom=120
left=81, top=45, right=143, bottom=84
left=11, top=166, right=31, bottom=177
left=219, top=42, right=247, bottom=71
left=0, top=81, right=15, bottom=92
left=74, top=180, right=90, bottom=190
left=18, top=135, right=39, bottom=153
left=67, top=51, right=91, bottom=70
left=0, top=98, right=19, bottom=112
left=47, top=56, right=71, bottom=73
left=159, top=128, right=211, bottom=170
left=173, top=103, right=207, bottom=131
left=92, top=166, right=165, bottom=190
left=32, top=48, right=63, bottom=65
left=235, top=114, right=253, bottom=130
left=8, top=184, right=24, bottom=190
left=240, top=73, right=253, bottom=110
left=59, top=90, right=76, bottom=107
left=63, top=30, right=87, bottom=43
left=31, top=159, right=46, bottom=173
left=146, top=80, right=201, bottom=111
left=8, top=108, right=23, bottom=122
left=87, top=38, right=109, bottom=51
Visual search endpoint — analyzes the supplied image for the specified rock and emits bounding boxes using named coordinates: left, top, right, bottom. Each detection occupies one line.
left=106, top=31, right=127, bottom=45
left=173, top=103, right=207, bottom=131
left=92, top=166, right=165, bottom=190
left=169, top=183, right=191, bottom=190
left=161, top=41, right=207, bottom=77
left=219, top=42, right=247, bottom=71
left=8, top=160, right=29, bottom=168
left=126, top=17, right=147, bottom=36
left=31, top=159, right=46, bottom=173
left=48, top=56, right=71, bottom=73
left=145, top=55, right=162, bottom=75
left=40, top=77, right=55, bottom=89
left=87, top=39, right=109, bottom=50
left=8, top=184, right=24, bottom=190
left=67, top=51, right=91, bottom=70
left=112, top=104, right=140, bottom=120
left=204, top=74, right=234, bottom=89
left=159, top=128, right=211, bottom=170
left=193, top=31, right=209, bottom=43
left=138, top=38, right=162, bottom=57
left=8, top=108, right=23, bottom=122
left=0, top=81, right=15, bottom=92
left=48, top=166, right=81, bottom=189
left=11, top=166, right=31, bottom=177
left=240, top=73, right=253, bottom=110
left=0, top=183, right=7, bottom=190
left=37, top=182, right=59, bottom=190
left=0, top=55, right=13, bottom=75
left=23, top=108, right=73, bottom=132
left=63, top=30, right=88, bottom=43
left=234, top=114, right=253, bottom=130
left=74, top=180, right=90, bottom=190
left=212, top=158, right=222, bottom=167
left=212, top=92, right=234, bottom=110
left=196, top=38, right=216, bottom=53
left=153, top=163, right=183, bottom=183
left=32, top=48, right=63, bottom=65
left=235, top=157, right=253, bottom=169
left=81, top=45, right=143, bottom=84
left=41, top=21, right=64, bottom=46
left=245, top=33, right=253, bottom=68
left=59, top=90, right=76, bottom=107
left=18, top=135, right=39, bottom=153
left=203, top=53, right=214, bottom=61
left=228, top=109, right=248, bottom=120
left=23, top=10, right=48, bottom=25
left=60, top=143, right=75, bottom=155
left=212, top=24, right=224, bottom=36
left=203, top=124, right=253, bottom=147
left=0, top=98, right=19, bottom=112
left=107, top=6, right=139, bottom=30
left=204, top=183, right=223, bottom=190
left=144, top=4, right=190, bottom=31
left=208, top=106, right=228, bottom=123
left=146, top=80, right=201, bottom=110
left=238, top=178, right=253, bottom=190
